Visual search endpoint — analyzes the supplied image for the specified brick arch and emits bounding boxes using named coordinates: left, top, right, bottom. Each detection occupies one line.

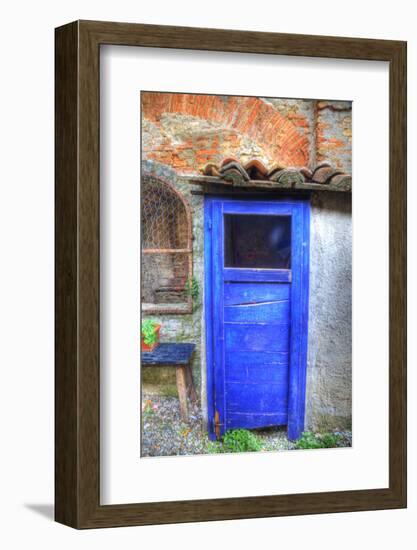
left=142, top=93, right=311, bottom=171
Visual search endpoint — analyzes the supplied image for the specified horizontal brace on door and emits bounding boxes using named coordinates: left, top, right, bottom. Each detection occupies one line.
left=223, top=268, right=292, bottom=283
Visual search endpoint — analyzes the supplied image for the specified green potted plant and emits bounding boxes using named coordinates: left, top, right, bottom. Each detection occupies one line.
left=141, top=319, right=161, bottom=352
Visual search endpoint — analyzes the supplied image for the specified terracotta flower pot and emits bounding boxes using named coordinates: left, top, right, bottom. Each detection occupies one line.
left=141, top=324, right=161, bottom=352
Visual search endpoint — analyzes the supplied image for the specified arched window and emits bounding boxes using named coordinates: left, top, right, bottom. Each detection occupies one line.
left=141, top=176, right=192, bottom=314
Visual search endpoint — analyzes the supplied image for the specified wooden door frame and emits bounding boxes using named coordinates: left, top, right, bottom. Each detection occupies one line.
left=204, top=195, right=310, bottom=440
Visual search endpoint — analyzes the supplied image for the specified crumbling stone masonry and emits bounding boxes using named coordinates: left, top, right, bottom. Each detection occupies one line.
left=142, top=93, right=352, bottom=175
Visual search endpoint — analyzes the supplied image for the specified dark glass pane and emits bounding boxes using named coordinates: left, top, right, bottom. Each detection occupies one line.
left=224, top=214, right=291, bottom=269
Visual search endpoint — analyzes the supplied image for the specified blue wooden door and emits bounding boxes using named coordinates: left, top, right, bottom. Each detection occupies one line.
left=205, top=197, right=310, bottom=440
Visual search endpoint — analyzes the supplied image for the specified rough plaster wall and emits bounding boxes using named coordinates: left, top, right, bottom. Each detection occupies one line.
left=316, top=101, right=352, bottom=173
left=305, top=192, right=352, bottom=431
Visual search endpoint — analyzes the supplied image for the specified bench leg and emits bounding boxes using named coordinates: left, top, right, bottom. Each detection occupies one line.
left=186, top=365, right=197, bottom=403
left=176, top=366, right=189, bottom=423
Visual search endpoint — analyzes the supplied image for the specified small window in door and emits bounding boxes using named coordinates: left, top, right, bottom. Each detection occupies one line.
left=224, top=214, right=291, bottom=269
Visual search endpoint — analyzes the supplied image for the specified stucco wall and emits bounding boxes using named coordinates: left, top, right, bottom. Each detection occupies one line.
left=316, top=101, right=352, bottom=174
left=305, top=192, right=352, bottom=431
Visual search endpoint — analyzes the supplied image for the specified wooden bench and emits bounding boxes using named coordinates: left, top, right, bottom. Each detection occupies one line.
left=141, top=343, right=197, bottom=422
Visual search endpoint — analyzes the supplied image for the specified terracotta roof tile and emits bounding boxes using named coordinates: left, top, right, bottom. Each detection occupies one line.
left=312, top=166, right=344, bottom=184
left=199, top=158, right=351, bottom=191
left=244, top=159, right=269, bottom=180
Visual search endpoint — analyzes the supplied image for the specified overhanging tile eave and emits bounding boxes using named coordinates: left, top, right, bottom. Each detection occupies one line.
left=183, top=175, right=352, bottom=193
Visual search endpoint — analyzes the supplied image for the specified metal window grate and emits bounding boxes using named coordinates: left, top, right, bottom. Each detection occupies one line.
left=141, top=176, right=192, bottom=314
left=142, top=177, right=190, bottom=250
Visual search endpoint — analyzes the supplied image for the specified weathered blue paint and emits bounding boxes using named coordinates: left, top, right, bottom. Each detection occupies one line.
left=204, top=199, right=215, bottom=438
left=224, top=282, right=290, bottom=305
left=141, top=343, right=195, bottom=366
left=225, top=351, right=289, bottom=383
left=287, top=200, right=310, bottom=440
left=224, top=299, right=290, bottom=323
left=225, top=323, right=290, bottom=352
left=204, top=196, right=310, bottom=440
left=223, top=268, right=291, bottom=283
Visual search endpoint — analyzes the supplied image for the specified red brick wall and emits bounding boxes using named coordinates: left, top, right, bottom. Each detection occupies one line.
left=141, top=92, right=351, bottom=174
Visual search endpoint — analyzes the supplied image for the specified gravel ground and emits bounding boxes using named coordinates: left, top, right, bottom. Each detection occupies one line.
left=141, top=394, right=352, bottom=457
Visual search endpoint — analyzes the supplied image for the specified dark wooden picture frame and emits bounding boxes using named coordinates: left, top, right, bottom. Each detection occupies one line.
left=55, top=20, right=407, bottom=529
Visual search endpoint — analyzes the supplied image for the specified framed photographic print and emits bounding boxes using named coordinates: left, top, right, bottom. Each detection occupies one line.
left=55, top=20, right=406, bottom=528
